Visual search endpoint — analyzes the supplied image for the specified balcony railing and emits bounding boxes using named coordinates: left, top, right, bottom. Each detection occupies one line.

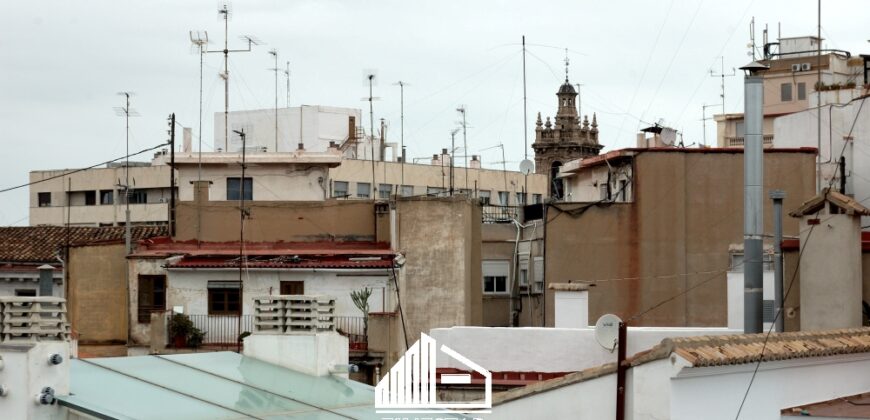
left=165, top=314, right=254, bottom=347
left=482, top=205, right=519, bottom=223
left=725, top=135, right=774, bottom=147
left=335, top=315, right=367, bottom=346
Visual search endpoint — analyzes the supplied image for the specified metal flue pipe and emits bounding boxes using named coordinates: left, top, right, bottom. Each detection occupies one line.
left=770, top=189, right=786, bottom=332
left=741, top=60, right=768, bottom=334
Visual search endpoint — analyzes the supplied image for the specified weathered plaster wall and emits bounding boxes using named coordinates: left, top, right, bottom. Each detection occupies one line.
left=68, top=244, right=128, bottom=344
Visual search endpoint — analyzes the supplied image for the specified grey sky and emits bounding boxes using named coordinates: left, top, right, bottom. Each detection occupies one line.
left=1, top=0, right=867, bottom=225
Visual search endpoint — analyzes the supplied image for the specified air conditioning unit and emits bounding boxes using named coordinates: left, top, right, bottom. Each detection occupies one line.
left=790, top=64, right=801, bottom=72
left=801, top=63, right=812, bottom=71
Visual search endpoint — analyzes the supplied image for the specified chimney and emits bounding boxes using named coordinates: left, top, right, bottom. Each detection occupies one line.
left=549, top=283, right=589, bottom=328
left=432, top=154, right=441, bottom=166
left=191, top=180, right=212, bottom=203
left=741, top=60, right=769, bottom=334
left=244, top=295, right=349, bottom=377
left=38, top=265, right=54, bottom=296
left=297, top=142, right=305, bottom=152
left=0, top=297, right=71, bottom=418
left=182, top=127, right=192, bottom=153
left=636, top=133, right=648, bottom=148
left=470, top=155, right=481, bottom=169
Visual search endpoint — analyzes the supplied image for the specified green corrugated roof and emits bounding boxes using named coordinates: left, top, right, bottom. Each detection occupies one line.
left=58, top=352, right=380, bottom=419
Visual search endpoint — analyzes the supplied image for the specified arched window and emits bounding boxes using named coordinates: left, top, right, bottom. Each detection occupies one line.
left=550, top=161, right=564, bottom=200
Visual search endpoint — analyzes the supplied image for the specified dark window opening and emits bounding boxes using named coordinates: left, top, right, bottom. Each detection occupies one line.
left=137, top=275, right=166, bottom=323
left=550, top=161, right=564, bottom=200
left=208, top=281, right=241, bottom=315
left=227, top=177, right=253, bottom=201
left=15, top=289, right=37, bottom=297
left=280, top=281, right=304, bottom=295
left=38, top=192, right=51, bottom=207
left=84, top=191, right=97, bottom=206
left=100, top=190, right=114, bottom=205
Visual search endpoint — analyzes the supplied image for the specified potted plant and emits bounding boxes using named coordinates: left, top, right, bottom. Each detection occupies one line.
left=168, top=313, right=205, bottom=348
left=350, top=287, right=372, bottom=350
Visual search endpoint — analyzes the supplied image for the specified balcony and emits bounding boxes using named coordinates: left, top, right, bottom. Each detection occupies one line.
left=482, top=205, right=519, bottom=223
left=725, top=135, right=774, bottom=147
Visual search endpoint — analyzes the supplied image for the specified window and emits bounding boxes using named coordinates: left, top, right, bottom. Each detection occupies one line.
left=15, top=289, right=37, bottom=297
left=479, top=190, right=491, bottom=204
left=427, top=187, right=446, bottom=196
left=378, top=183, right=392, bottom=199
left=780, top=83, right=793, bottom=102
left=482, top=260, right=510, bottom=295
left=498, top=191, right=510, bottom=205
left=84, top=191, right=96, bottom=206
left=357, top=182, right=371, bottom=198
left=599, top=183, right=609, bottom=201
left=38, top=192, right=51, bottom=207
left=533, top=194, right=542, bottom=204
left=208, top=281, right=241, bottom=315
left=333, top=181, right=349, bottom=198
left=519, top=268, right=529, bottom=287
left=517, top=193, right=527, bottom=206
left=100, top=190, right=114, bottom=205
left=797, top=82, right=807, bottom=100
left=227, top=177, right=253, bottom=201
left=401, top=185, right=414, bottom=197
left=484, top=276, right=508, bottom=294
left=126, top=189, right=147, bottom=204
left=137, top=275, right=166, bottom=323
left=533, top=257, right=544, bottom=294
left=735, top=121, right=746, bottom=138
left=280, top=281, right=304, bottom=295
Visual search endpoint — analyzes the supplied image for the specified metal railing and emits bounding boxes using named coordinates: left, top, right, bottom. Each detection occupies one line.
left=725, top=135, right=774, bottom=147
left=166, top=314, right=254, bottom=346
left=335, top=315, right=366, bottom=345
left=482, top=205, right=518, bottom=223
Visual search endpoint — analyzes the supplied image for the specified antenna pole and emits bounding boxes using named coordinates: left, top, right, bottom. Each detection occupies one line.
left=233, top=128, right=247, bottom=353
left=269, top=50, right=279, bottom=152
left=122, top=93, right=131, bottom=255
left=457, top=106, right=468, bottom=191
left=450, top=130, right=456, bottom=196
left=169, top=113, right=176, bottom=237
left=207, top=4, right=257, bottom=152
left=522, top=36, right=528, bottom=161
left=399, top=81, right=405, bottom=186
left=368, top=75, right=376, bottom=193
left=710, top=57, right=735, bottom=113
left=285, top=61, right=290, bottom=108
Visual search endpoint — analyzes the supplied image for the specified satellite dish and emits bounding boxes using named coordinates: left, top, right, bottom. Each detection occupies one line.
left=519, top=159, right=534, bottom=175
left=594, top=313, right=623, bottom=351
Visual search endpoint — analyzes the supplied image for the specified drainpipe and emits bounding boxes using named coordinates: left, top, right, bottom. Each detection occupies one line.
left=741, top=60, right=768, bottom=334
left=770, top=190, right=786, bottom=332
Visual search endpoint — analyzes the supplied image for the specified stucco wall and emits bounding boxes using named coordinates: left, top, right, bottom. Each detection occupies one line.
left=174, top=199, right=377, bottom=242
left=396, top=197, right=483, bottom=341
left=544, top=150, right=816, bottom=327
left=68, top=244, right=128, bottom=344
left=176, top=164, right=330, bottom=202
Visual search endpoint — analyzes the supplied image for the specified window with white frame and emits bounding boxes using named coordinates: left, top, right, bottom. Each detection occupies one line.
left=482, top=260, right=510, bottom=294
left=378, top=184, right=392, bottom=199
left=479, top=190, right=491, bottom=204
left=498, top=191, right=509, bottom=205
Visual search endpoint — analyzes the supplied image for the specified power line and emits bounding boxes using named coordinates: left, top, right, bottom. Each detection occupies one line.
left=0, top=142, right=170, bottom=195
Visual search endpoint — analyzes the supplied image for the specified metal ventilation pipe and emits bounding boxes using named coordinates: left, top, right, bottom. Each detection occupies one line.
left=741, top=61, right=769, bottom=334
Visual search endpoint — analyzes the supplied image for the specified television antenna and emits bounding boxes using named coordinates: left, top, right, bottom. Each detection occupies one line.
left=594, top=313, right=622, bottom=352
left=189, top=30, right=209, bottom=181
left=206, top=2, right=259, bottom=152
left=456, top=105, right=468, bottom=190
left=393, top=81, right=410, bottom=185
left=114, top=92, right=139, bottom=254
left=361, top=69, right=380, bottom=190
left=709, top=57, right=735, bottom=114
left=449, top=128, right=460, bottom=195
left=284, top=61, right=290, bottom=108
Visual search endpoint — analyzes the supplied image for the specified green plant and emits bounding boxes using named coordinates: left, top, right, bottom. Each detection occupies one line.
left=168, top=313, right=205, bottom=348
left=350, top=287, right=372, bottom=336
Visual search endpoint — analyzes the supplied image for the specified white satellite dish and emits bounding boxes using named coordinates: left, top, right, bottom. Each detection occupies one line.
left=594, top=313, right=623, bottom=351
left=519, top=159, right=534, bottom=175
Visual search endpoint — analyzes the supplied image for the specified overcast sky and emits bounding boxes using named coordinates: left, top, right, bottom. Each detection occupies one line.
left=1, top=0, right=867, bottom=225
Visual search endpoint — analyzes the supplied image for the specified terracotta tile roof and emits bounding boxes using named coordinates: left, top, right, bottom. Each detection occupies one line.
left=494, top=328, right=870, bottom=405
left=790, top=188, right=870, bottom=217
left=0, top=225, right=168, bottom=263
left=169, top=255, right=394, bottom=270
left=782, top=392, right=870, bottom=418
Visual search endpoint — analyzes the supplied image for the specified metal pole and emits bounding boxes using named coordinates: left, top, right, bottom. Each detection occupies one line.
left=770, top=190, right=786, bottom=332
left=124, top=93, right=131, bottom=255
left=616, top=322, right=627, bottom=420
left=285, top=61, right=290, bottom=108
left=463, top=109, right=468, bottom=191
left=369, top=76, right=376, bottom=193
left=522, top=36, right=528, bottom=161
left=817, top=0, right=822, bottom=193
left=272, top=51, right=278, bottom=152
left=198, top=45, right=204, bottom=181
left=743, top=66, right=765, bottom=334
left=234, top=128, right=247, bottom=353
left=399, top=81, right=405, bottom=186
left=170, top=114, right=176, bottom=237
left=223, top=7, right=229, bottom=152
left=450, top=131, right=456, bottom=196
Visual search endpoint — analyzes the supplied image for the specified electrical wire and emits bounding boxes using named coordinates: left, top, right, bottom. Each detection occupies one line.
left=0, top=142, right=170, bottom=195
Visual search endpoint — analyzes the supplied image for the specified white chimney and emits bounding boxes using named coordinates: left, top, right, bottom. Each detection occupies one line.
left=470, top=155, right=481, bottom=169
left=243, top=295, right=349, bottom=377
left=0, top=297, right=71, bottom=419
left=549, top=283, right=590, bottom=328
left=182, top=128, right=192, bottom=153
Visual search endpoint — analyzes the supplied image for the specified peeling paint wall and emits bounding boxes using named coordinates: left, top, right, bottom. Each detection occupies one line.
left=68, top=244, right=128, bottom=344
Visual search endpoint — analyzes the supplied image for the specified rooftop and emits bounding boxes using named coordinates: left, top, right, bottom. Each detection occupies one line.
left=495, top=327, right=870, bottom=405
left=0, top=225, right=167, bottom=264
left=560, top=146, right=818, bottom=173
left=58, top=352, right=382, bottom=419
left=782, top=392, right=870, bottom=418
left=173, top=151, right=343, bottom=167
